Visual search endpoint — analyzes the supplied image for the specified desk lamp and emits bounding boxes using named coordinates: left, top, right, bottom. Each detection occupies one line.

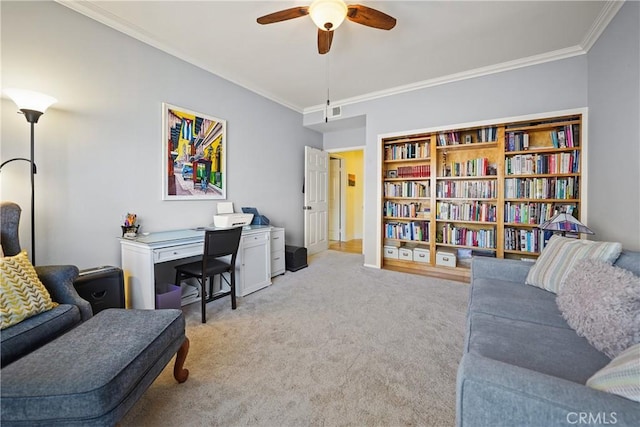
left=539, top=212, right=594, bottom=237
left=1, top=89, right=57, bottom=265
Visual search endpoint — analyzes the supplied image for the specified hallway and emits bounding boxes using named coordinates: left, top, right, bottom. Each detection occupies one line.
left=328, top=239, right=362, bottom=254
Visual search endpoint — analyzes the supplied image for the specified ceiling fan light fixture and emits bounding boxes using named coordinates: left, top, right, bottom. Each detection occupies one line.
left=309, top=0, right=347, bottom=31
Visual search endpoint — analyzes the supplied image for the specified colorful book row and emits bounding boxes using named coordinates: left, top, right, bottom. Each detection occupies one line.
left=384, top=221, right=429, bottom=242
left=438, top=224, right=496, bottom=248
left=384, top=142, right=430, bottom=160
left=442, top=158, right=496, bottom=177
left=504, top=177, right=579, bottom=200
left=504, top=227, right=554, bottom=252
left=505, top=151, right=580, bottom=175
left=437, top=127, right=498, bottom=146
left=384, top=201, right=426, bottom=219
left=384, top=181, right=430, bottom=198
left=504, top=202, right=576, bottom=225
left=436, top=201, right=497, bottom=222
left=551, top=125, right=579, bottom=148
left=436, top=180, right=497, bottom=199
left=392, top=165, right=431, bottom=178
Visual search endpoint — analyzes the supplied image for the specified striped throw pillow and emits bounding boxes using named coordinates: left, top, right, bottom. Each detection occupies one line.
left=0, top=251, right=57, bottom=329
left=587, top=343, right=640, bottom=402
left=525, top=235, right=622, bottom=293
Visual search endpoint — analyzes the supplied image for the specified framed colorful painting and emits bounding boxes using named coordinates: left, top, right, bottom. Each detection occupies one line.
left=162, top=103, right=226, bottom=200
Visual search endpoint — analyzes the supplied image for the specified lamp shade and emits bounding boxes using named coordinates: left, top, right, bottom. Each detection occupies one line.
left=309, top=0, right=348, bottom=30
left=4, top=89, right=57, bottom=114
left=539, top=212, right=594, bottom=235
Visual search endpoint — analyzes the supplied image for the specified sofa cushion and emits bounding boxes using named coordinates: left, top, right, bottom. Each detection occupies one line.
left=614, top=250, right=640, bottom=276
left=557, top=259, right=640, bottom=358
left=587, top=343, right=640, bottom=402
left=1, top=251, right=57, bottom=329
left=469, top=278, right=569, bottom=329
left=1, top=309, right=185, bottom=426
left=466, top=312, right=610, bottom=384
left=525, top=236, right=622, bottom=293
left=457, top=352, right=640, bottom=427
left=0, top=304, right=81, bottom=367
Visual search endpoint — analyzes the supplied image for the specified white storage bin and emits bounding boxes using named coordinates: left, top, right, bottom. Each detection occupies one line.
left=383, top=246, right=399, bottom=259
left=413, top=248, right=430, bottom=263
left=398, top=248, right=413, bottom=261
left=436, top=250, right=457, bottom=267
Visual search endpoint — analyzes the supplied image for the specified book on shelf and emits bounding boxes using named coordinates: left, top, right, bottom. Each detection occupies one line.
left=505, top=131, right=530, bottom=152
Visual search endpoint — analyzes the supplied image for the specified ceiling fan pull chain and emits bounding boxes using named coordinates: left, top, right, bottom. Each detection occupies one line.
left=325, top=53, right=330, bottom=123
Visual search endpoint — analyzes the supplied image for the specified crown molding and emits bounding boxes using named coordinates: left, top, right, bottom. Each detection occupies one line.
left=55, top=0, right=304, bottom=113
left=581, top=0, right=625, bottom=52
left=56, top=0, right=623, bottom=117
left=303, top=45, right=586, bottom=114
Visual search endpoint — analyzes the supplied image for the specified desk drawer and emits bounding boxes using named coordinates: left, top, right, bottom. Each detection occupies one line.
left=271, top=250, right=285, bottom=276
left=153, top=243, right=203, bottom=263
left=242, top=232, right=269, bottom=249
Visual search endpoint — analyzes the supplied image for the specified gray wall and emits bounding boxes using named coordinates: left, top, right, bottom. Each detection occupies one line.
left=587, top=0, right=640, bottom=250
left=1, top=1, right=321, bottom=269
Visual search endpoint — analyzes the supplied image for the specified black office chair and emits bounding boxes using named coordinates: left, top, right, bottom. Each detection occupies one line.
left=174, top=227, right=242, bottom=323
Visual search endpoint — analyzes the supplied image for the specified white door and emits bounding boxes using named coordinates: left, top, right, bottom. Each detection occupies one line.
left=329, top=157, right=342, bottom=241
left=304, top=146, right=329, bottom=255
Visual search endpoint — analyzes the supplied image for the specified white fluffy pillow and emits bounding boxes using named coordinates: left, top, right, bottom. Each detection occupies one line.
left=557, top=259, right=640, bottom=359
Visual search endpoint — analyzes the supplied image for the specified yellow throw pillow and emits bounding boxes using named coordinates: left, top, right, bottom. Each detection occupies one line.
left=1, top=250, right=57, bottom=329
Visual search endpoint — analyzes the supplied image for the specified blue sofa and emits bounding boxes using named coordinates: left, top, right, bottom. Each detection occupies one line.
left=456, top=250, right=640, bottom=426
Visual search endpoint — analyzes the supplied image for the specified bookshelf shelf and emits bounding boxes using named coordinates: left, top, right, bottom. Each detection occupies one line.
left=384, top=216, right=430, bottom=221
left=436, top=243, right=497, bottom=251
left=384, top=158, right=430, bottom=164
left=435, top=175, right=496, bottom=180
left=436, top=141, right=498, bottom=151
left=380, top=113, right=584, bottom=281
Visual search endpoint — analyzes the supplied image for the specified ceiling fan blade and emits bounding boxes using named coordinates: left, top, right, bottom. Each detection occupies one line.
left=257, top=7, right=309, bottom=25
left=318, top=29, right=334, bottom=55
left=346, top=4, right=396, bottom=30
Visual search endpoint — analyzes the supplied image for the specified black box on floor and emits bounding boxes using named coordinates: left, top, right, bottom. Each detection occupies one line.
left=285, top=245, right=308, bottom=272
left=73, top=266, right=125, bottom=314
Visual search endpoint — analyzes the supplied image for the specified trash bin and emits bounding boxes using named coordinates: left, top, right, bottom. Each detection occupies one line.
left=155, top=283, right=182, bottom=309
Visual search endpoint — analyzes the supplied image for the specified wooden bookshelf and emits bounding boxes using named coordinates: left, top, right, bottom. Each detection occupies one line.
left=381, top=113, right=583, bottom=282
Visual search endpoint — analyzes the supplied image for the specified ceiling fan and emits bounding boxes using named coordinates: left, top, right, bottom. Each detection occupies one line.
left=257, top=0, right=397, bottom=54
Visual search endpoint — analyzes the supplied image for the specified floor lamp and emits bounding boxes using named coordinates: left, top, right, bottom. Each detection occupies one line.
left=1, top=89, right=57, bottom=265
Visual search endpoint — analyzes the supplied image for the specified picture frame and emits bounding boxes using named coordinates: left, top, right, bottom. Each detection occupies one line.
left=162, top=103, right=226, bottom=200
left=387, top=170, right=398, bottom=178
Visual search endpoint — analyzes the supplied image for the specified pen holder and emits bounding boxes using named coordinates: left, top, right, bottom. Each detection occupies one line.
left=121, top=225, right=139, bottom=238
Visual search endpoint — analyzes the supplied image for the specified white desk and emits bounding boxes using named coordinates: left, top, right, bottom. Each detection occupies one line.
left=120, top=226, right=272, bottom=309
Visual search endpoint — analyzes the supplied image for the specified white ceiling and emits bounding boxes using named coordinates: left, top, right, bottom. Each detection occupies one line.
left=59, top=1, right=622, bottom=113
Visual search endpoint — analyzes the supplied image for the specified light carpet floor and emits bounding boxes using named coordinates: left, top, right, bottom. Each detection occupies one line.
left=121, top=250, right=470, bottom=426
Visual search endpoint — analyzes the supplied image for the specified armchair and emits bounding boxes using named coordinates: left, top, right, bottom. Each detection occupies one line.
left=1, top=201, right=91, bottom=367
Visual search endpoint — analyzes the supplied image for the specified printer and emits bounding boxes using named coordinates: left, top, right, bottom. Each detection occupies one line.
left=212, top=202, right=253, bottom=228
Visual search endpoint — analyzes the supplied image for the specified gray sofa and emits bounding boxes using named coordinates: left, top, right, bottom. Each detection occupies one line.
left=1, top=201, right=92, bottom=367
left=457, top=250, right=640, bottom=427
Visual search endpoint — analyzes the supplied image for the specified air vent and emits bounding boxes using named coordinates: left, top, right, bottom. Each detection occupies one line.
left=326, top=105, right=342, bottom=120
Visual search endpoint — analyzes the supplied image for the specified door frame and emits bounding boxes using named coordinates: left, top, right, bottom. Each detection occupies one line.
left=326, top=146, right=365, bottom=252
left=329, top=155, right=345, bottom=241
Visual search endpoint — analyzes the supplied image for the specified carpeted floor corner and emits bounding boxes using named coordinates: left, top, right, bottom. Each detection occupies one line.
left=120, top=250, right=469, bottom=426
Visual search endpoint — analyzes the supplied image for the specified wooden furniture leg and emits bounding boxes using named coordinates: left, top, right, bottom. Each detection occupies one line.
left=173, top=337, right=190, bottom=383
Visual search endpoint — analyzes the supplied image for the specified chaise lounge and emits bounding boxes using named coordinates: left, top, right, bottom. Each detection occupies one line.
left=1, top=201, right=190, bottom=426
